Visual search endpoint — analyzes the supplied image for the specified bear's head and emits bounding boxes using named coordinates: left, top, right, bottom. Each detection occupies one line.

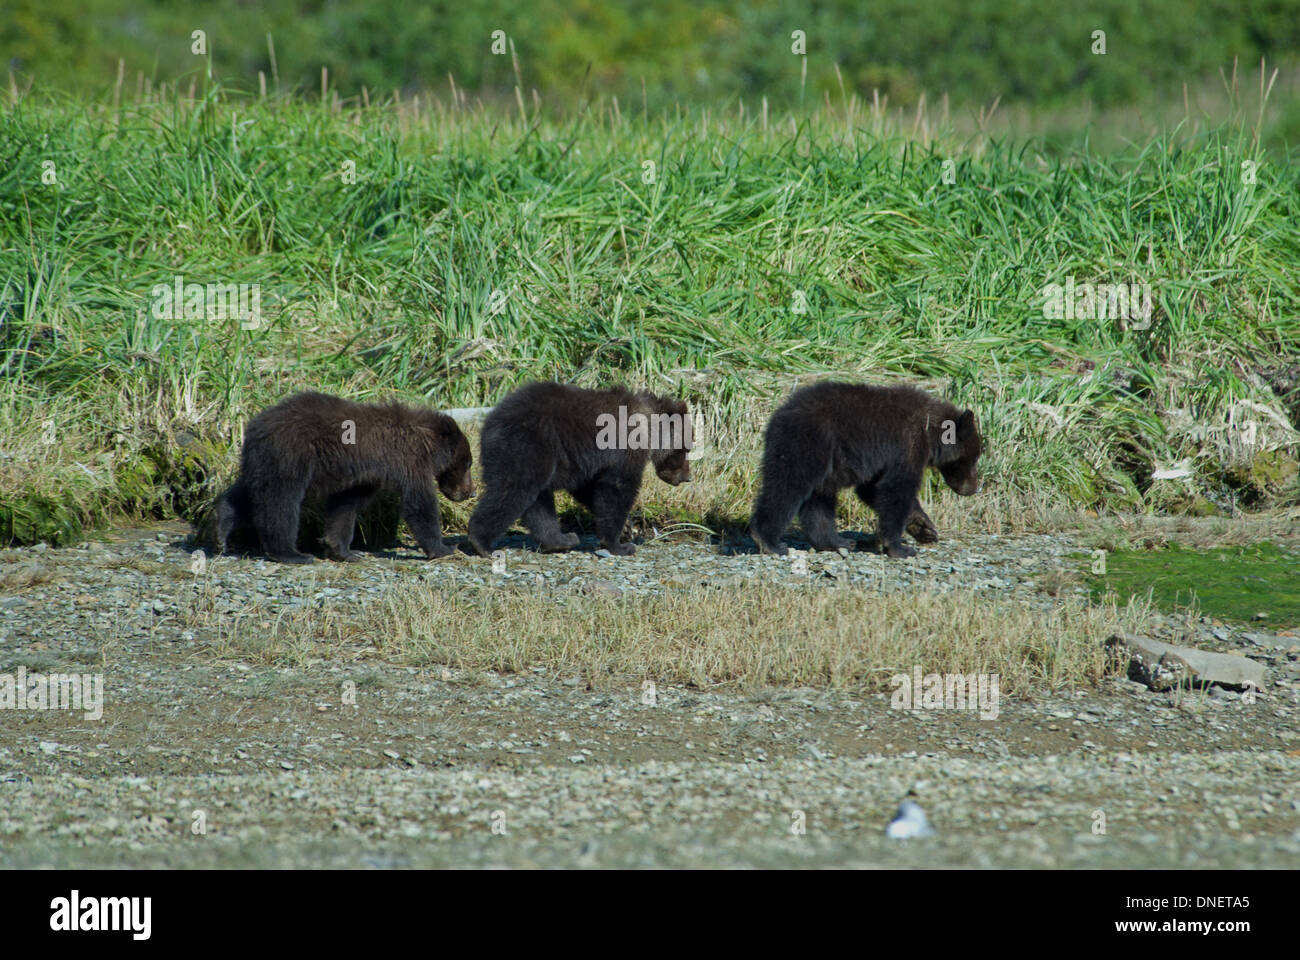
left=431, top=415, right=476, bottom=502
left=650, top=395, right=692, bottom=485
left=936, top=408, right=981, bottom=496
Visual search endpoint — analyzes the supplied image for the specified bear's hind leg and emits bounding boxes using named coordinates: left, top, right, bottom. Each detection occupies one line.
left=799, top=489, right=852, bottom=552
left=321, top=485, right=376, bottom=561
left=751, top=459, right=822, bottom=556
left=467, top=483, right=539, bottom=556
left=521, top=491, right=580, bottom=553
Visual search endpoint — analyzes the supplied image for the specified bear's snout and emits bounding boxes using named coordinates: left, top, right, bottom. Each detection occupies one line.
left=940, top=463, right=980, bottom=497
left=441, top=478, right=475, bottom=501
left=658, top=465, right=691, bottom=485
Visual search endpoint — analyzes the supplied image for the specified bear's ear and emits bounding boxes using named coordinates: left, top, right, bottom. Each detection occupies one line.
left=958, top=409, right=977, bottom=435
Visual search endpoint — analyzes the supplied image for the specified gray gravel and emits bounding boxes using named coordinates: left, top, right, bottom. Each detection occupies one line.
left=1, top=523, right=1298, bottom=868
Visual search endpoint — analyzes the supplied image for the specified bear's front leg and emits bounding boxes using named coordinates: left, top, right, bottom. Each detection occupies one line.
left=588, top=476, right=640, bottom=556
left=403, top=484, right=454, bottom=559
left=214, top=480, right=251, bottom=555
left=905, top=498, right=939, bottom=544
left=872, top=471, right=922, bottom=559
left=799, top=489, right=853, bottom=551
left=252, top=480, right=315, bottom=564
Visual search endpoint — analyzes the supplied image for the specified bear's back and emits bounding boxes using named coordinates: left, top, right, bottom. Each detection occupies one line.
left=779, top=382, right=956, bottom=433
left=486, top=381, right=642, bottom=437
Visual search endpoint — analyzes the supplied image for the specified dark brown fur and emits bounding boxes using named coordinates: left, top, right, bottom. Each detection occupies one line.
left=216, top=391, right=473, bottom=563
left=750, top=382, right=981, bottom=558
left=468, top=382, right=691, bottom=556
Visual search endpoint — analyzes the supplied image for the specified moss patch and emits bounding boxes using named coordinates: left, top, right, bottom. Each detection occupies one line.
left=1220, top=450, right=1300, bottom=506
left=1086, top=541, right=1300, bottom=628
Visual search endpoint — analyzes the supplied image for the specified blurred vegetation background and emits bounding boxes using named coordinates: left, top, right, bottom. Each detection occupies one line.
left=6, top=0, right=1300, bottom=112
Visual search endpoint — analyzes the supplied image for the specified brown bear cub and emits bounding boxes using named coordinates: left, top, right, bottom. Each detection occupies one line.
left=468, top=382, right=692, bottom=557
left=750, top=382, right=981, bottom=559
left=216, top=391, right=474, bottom=564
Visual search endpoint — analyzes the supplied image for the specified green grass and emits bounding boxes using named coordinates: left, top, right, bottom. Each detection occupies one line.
left=1, top=79, right=1298, bottom=545
left=1087, top=541, right=1300, bottom=628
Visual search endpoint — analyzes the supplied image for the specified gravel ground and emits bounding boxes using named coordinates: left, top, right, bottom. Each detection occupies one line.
left=1, top=523, right=1298, bottom=868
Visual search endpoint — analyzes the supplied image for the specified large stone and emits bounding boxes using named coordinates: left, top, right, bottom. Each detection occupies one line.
left=1106, top=633, right=1265, bottom=691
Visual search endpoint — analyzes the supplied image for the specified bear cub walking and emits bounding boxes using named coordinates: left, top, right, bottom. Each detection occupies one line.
left=216, top=391, right=474, bottom=563
left=750, top=382, right=981, bottom=559
left=468, top=382, right=692, bottom=557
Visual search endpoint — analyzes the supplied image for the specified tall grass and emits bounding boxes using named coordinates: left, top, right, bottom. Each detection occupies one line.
left=1, top=77, right=1297, bottom=544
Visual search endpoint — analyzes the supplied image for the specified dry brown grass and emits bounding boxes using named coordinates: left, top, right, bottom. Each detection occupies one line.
left=190, top=580, right=1155, bottom=695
